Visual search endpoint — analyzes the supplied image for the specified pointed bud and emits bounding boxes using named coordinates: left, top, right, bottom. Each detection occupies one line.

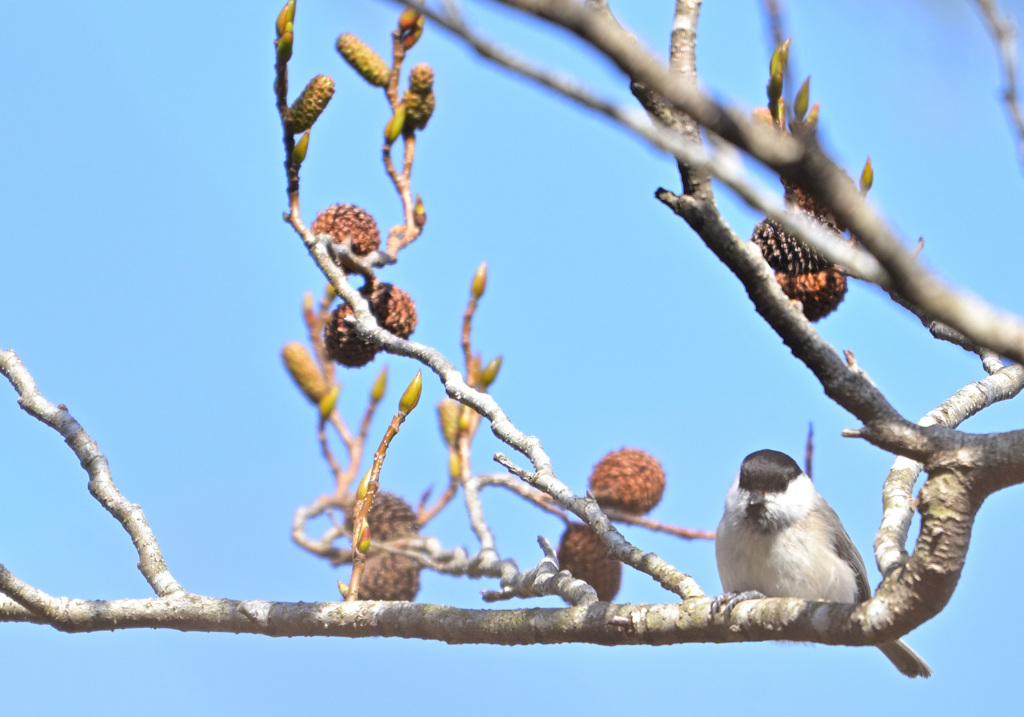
left=794, top=77, right=810, bottom=122
left=413, top=195, right=426, bottom=228
left=292, top=130, right=310, bottom=165
left=384, top=103, right=407, bottom=143
left=773, top=96, right=786, bottom=126
left=356, top=470, right=372, bottom=501
left=302, top=292, right=315, bottom=328
left=860, top=157, right=873, bottom=194
left=769, top=39, right=790, bottom=81
left=282, top=342, right=330, bottom=403
left=471, top=261, right=487, bottom=300
left=371, top=366, right=388, bottom=402
left=767, top=69, right=783, bottom=108
left=457, top=407, right=472, bottom=432
left=479, top=356, right=502, bottom=388
left=287, top=75, right=335, bottom=133
left=399, top=370, right=422, bottom=415
left=336, top=33, right=390, bottom=87
left=276, top=1, right=296, bottom=38
left=276, top=30, right=293, bottom=63
left=325, top=282, right=337, bottom=301
left=437, top=399, right=460, bottom=447
left=337, top=581, right=349, bottom=598
left=448, top=450, right=462, bottom=479
left=356, top=520, right=371, bottom=553
left=318, top=384, right=340, bottom=420
left=398, top=8, right=422, bottom=32
left=805, top=102, right=820, bottom=129
left=400, top=15, right=425, bottom=50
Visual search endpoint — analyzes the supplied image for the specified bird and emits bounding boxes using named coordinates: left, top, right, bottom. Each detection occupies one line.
left=713, top=448, right=931, bottom=678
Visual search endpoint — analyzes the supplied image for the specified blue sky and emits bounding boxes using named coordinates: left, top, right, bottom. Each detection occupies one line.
left=2, top=0, right=1023, bottom=713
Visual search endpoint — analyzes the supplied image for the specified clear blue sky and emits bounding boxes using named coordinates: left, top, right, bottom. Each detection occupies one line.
left=2, top=0, right=1023, bottom=713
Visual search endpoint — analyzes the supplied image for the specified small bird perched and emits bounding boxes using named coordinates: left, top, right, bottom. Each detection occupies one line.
left=713, top=449, right=931, bottom=678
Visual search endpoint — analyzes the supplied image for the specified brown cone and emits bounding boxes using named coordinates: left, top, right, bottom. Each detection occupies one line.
left=556, top=523, right=621, bottom=602
left=323, top=282, right=418, bottom=367
left=359, top=552, right=421, bottom=601
left=750, top=218, right=848, bottom=321
left=588, top=448, right=666, bottom=515
left=346, top=491, right=419, bottom=542
left=311, top=204, right=381, bottom=256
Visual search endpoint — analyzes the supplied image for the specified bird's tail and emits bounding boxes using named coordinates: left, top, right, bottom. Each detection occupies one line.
left=878, top=639, right=932, bottom=678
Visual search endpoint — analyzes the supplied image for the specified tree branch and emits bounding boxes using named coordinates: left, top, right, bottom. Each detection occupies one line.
left=0, top=350, right=183, bottom=598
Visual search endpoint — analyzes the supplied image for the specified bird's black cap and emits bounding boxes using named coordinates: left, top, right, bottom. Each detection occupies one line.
left=738, top=449, right=804, bottom=493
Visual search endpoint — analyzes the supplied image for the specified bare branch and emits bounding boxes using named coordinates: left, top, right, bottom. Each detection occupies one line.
left=482, top=537, right=599, bottom=605
left=874, top=363, right=1024, bottom=576
left=0, top=350, right=182, bottom=597
left=974, top=0, right=1024, bottom=166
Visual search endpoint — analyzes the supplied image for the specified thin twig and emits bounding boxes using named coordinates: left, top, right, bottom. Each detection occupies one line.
left=974, top=0, right=1024, bottom=166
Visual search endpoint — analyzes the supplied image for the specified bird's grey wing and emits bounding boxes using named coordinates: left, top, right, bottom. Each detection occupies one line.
left=821, top=500, right=872, bottom=601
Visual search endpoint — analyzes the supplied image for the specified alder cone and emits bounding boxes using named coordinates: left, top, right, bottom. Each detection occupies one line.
left=323, top=282, right=418, bottom=367
left=750, top=218, right=847, bottom=322
left=346, top=491, right=419, bottom=542
left=588, top=448, right=666, bottom=515
left=556, top=523, right=621, bottom=602
left=369, top=282, right=418, bottom=339
left=311, top=204, right=381, bottom=256
left=359, top=553, right=421, bottom=601
left=324, top=303, right=379, bottom=367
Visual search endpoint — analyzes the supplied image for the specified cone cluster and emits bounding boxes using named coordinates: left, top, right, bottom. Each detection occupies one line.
left=324, top=281, right=418, bottom=367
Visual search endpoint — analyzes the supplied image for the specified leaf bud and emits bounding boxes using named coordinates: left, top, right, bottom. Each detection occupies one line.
left=471, top=261, right=487, bottom=300
left=399, top=370, right=423, bottom=415
left=371, top=366, right=388, bottom=402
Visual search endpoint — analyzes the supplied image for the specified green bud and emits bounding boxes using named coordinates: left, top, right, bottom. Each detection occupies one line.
left=471, top=261, right=487, bottom=300
left=398, top=8, right=421, bottom=32
left=276, top=30, right=293, bottom=64
left=767, top=69, right=783, bottom=108
left=860, top=157, right=873, bottom=194
left=805, top=102, right=820, bottom=129
left=292, top=130, right=310, bottom=165
left=356, top=470, right=372, bottom=501
left=371, top=366, right=388, bottom=402
left=769, top=39, right=790, bottom=81
left=384, top=103, right=407, bottom=143
left=479, top=356, right=502, bottom=388
left=401, top=15, right=425, bottom=50
left=437, top=399, right=460, bottom=447
left=413, top=195, right=426, bottom=228
left=337, top=580, right=349, bottom=598
left=794, top=77, right=810, bottom=122
left=355, top=520, right=371, bottom=553
left=399, top=370, right=422, bottom=414
left=288, top=75, right=335, bottom=133
left=276, top=0, right=296, bottom=38
left=318, top=384, right=339, bottom=420
left=448, top=450, right=461, bottom=479
left=336, top=33, right=390, bottom=87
